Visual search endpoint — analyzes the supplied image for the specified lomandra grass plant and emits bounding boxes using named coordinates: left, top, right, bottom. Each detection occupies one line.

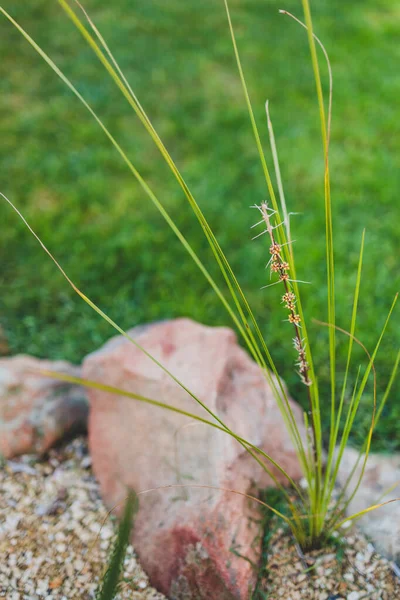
left=1, top=0, right=400, bottom=554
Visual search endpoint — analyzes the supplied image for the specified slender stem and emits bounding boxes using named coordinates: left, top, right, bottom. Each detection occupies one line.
left=259, top=203, right=320, bottom=535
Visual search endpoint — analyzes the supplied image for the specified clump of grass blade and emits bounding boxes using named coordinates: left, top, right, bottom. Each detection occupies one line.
left=0, top=0, right=399, bottom=559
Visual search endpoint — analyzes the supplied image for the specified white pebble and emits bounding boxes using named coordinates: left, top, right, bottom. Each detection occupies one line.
left=355, top=551, right=365, bottom=562
left=74, top=558, right=84, bottom=571
left=100, top=526, right=113, bottom=540
left=80, top=456, right=92, bottom=468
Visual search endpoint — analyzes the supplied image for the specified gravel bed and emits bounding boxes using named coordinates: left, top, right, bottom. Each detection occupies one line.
left=1, top=437, right=399, bottom=600
left=261, top=521, right=400, bottom=599
left=0, top=437, right=166, bottom=600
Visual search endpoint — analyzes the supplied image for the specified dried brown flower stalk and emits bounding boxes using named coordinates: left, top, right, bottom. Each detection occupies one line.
left=258, top=202, right=312, bottom=387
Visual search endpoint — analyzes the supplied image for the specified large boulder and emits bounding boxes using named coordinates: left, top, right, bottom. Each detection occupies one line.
left=0, top=355, right=88, bottom=458
left=337, top=447, right=400, bottom=561
left=83, top=319, right=305, bottom=599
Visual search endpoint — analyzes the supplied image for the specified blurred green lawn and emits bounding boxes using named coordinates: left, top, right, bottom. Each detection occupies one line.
left=1, top=0, right=399, bottom=450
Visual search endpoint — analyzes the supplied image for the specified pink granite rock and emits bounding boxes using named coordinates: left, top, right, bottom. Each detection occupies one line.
left=0, top=355, right=88, bottom=458
left=83, top=319, right=304, bottom=599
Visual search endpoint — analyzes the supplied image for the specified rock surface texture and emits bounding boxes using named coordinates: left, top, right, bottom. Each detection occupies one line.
left=337, top=448, right=400, bottom=561
left=83, top=318, right=305, bottom=599
left=0, top=355, right=88, bottom=458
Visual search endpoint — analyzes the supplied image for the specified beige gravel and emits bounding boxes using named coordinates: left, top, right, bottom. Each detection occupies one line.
left=1, top=436, right=399, bottom=600
left=0, top=437, right=166, bottom=600
left=261, top=520, right=400, bottom=599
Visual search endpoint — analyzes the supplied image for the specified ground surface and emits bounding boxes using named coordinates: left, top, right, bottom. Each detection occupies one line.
left=0, top=437, right=166, bottom=600
left=0, top=0, right=399, bottom=450
left=258, top=523, right=400, bottom=599
left=1, top=437, right=399, bottom=599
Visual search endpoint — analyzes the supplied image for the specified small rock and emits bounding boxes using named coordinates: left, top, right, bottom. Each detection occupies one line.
left=6, top=461, right=37, bottom=475
left=100, top=526, right=113, bottom=540
left=73, top=559, right=84, bottom=571
left=84, top=318, right=305, bottom=599
left=355, top=551, right=365, bottom=562
left=0, top=356, right=89, bottom=459
left=80, top=456, right=92, bottom=469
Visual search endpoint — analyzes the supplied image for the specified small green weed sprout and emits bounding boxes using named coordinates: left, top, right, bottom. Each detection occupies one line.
left=1, top=0, right=399, bottom=553
left=96, top=490, right=137, bottom=600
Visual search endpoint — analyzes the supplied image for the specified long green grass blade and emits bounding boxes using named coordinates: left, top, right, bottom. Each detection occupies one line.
left=264, top=97, right=322, bottom=512
left=330, top=497, right=400, bottom=534
left=265, top=101, right=290, bottom=243
left=40, top=368, right=305, bottom=503
left=0, top=5, right=284, bottom=429
left=280, top=10, right=333, bottom=151
left=60, top=0, right=308, bottom=453
left=328, top=350, right=400, bottom=526
left=221, top=0, right=315, bottom=479
left=96, top=490, right=138, bottom=600
left=374, top=348, right=400, bottom=427
left=323, top=230, right=365, bottom=506
left=330, top=294, right=398, bottom=516
left=55, top=0, right=310, bottom=476
left=59, top=1, right=260, bottom=346
left=301, top=0, right=335, bottom=473
left=1, top=190, right=309, bottom=512
left=0, top=7, right=311, bottom=493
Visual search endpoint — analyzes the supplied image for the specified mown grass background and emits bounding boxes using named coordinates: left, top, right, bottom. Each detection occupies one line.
left=1, top=0, right=399, bottom=450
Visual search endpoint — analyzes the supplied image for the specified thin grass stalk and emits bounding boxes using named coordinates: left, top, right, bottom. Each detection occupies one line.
left=279, top=10, right=333, bottom=151
left=3, top=0, right=397, bottom=549
left=329, top=497, right=400, bottom=535
left=322, top=230, right=365, bottom=507
left=334, top=349, right=400, bottom=512
left=265, top=101, right=291, bottom=243
left=40, top=368, right=306, bottom=508
left=323, top=368, right=362, bottom=532
left=276, top=18, right=332, bottom=473
left=375, top=480, right=400, bottom=505
left=0, top=5, right=299, bottom=454
left=263, top=99, right=323, bottom=509
left=14, top=0, right=269, bottom=387
left=222, top=0, right=317, bottom=484
left=0, top=10, right=311, bottom=501
left=257, top=201, right=319, bottom=534
left=326, top=295, right=398, bottom=525
left=316, top=321, right=377, bottom=525
left=1, top=191, right=310, bottom=524
left=2, top=1, right=307, bottom=528
left=374, top=349, right=400, bottom=427
left=57, top=0, right=310, bottom=478
left=136, top=484, right=298, bottom=534
left=54, top=3, right=273, bottom=381
left=339, top=355, right=397, bottom=517
left=329, top=357, right=400, bottom=534
left=300, top=1, right=335, bottom=499
left=56, top=0, right=310, bottom=470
